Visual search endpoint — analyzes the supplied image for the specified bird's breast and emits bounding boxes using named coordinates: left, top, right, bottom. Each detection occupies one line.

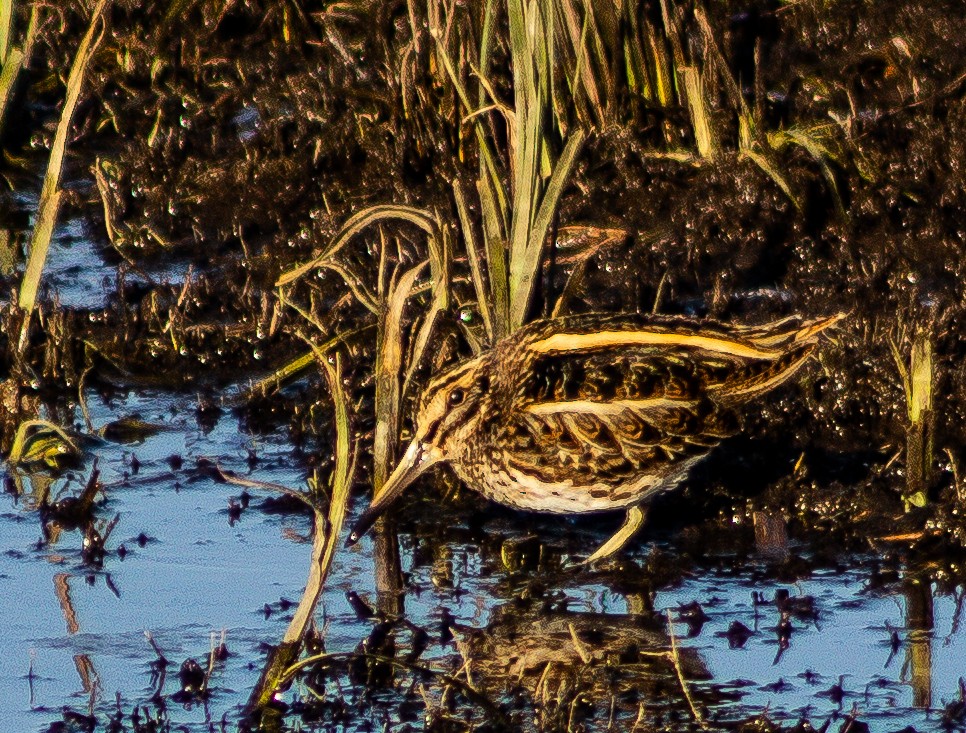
left=450, top=453, right=702, bottom=515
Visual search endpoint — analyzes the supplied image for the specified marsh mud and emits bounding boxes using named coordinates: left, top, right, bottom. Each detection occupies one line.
left=2, top=0, right=966, bottom=730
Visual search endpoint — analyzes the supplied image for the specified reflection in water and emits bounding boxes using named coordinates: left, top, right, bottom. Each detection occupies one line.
left=454, top=605, right=710, bottom=727
left=904, top=572, right=933, bottom=709
left=73, top=653, right=99, bottom=701
left=373, top=518, right=404, bottom=617
left=53, top=572, right=102, bottom=711
left=53, top=573, right=80, bottom=635
left=6, top=385, right=966, bottom=730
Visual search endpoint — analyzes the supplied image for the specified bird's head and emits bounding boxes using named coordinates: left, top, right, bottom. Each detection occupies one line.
left=346, top=354, right=491, bottom=545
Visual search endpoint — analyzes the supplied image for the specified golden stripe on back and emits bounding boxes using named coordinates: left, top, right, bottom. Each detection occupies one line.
left=529, top=330, right=782, bottom=360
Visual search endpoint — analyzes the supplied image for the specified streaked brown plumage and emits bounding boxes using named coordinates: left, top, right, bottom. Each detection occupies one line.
left=348, top=311, right=844, bottom=561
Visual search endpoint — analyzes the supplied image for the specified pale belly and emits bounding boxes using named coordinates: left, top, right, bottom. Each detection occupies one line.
left=452, top=454, right=706, bottom=514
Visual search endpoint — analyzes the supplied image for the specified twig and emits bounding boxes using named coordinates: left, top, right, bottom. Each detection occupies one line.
left=665, top=609, right=707, bottom=728
left=215, top=465, right=317, bottom=511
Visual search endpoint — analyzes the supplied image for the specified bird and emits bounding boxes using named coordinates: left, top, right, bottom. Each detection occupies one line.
left=346, top=310, right=844, bottom=562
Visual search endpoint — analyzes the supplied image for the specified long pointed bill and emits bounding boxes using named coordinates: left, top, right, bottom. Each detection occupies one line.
left=345, top=439, right=440, bottom=546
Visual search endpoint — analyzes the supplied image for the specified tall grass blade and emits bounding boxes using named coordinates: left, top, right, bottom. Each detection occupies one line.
left=510, top=127, right=586, bottom=329
left=693, top=6, right=751, bottom=125
left=478, top=0, right=497, bottom=105
left=579, top=0, right=615, bottom=124
left=0, top=0, right=11, bottom=62
left=681, top=66, right=716, bottom=161
left=453, top=180, right=494, bottom=342
left=506, top=0, right=555, bottom=330
left=245, top=352, right=357, bottom=714
left=19, top=0, right=109, bottom=313
left=373, top=261, right=427, bottom=491
left=908, top=336, right=933, bottom=426
left=890, top=329, right=936, bottom=509
left=506, top=0, right=544, bottom=276
left=477, top=176, right=510, bottom=340
left=431, top=27, right=509, bottom=229
left=403, top=224, right=450, bottom=399
left=21, top=3, right=36, bottom=67
left=0, top=228, right=14, bottom=275
left=646, top=19, right=673, bottom=107
left=779, top=127, right=847, bottom=220
left=623, top=4, right=649, bottom=99
left=556, top=0, right=603, bottom=126
left=312, top=353, right=355, bottom=593
left=0, top=45, right=22, bottom=136
left=658, top=0, right=687, bottom=83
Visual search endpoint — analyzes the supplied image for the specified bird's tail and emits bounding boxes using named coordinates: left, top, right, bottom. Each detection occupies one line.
left=737, top=311, right=847, bottom=350
left=710, top=312, right=846, bottom=403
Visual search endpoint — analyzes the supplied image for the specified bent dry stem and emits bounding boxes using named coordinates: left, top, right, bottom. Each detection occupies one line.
left=19, top=0, right=109, bottom=318
left=244, top=352, right=357, bottom=715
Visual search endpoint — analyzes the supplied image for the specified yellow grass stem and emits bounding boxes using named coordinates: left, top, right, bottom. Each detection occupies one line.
left=19, top=0, right=109, bottom=314
left=242, top=325, right=374, bottom=399
left=0, top=0, right=11, bottom=62
left=681, top=66, right=716, bottom=162
left=373, top=261, right=426, bottom=490
left=0, top=46, right=22, bottom=134
left=244, top=352, right=357, bottom=714
left=402, top=221, right=450, bottom=394
left=454, top=180, right=495, bottom=342
left=890, top=328, right=936, bottom=508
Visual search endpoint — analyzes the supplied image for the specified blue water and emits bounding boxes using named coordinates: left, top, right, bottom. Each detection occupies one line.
left=1, top=386, right=963, bottom=731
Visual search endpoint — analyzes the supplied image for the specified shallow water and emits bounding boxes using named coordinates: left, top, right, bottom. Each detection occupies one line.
left=1, top=386, right=963, bottom=731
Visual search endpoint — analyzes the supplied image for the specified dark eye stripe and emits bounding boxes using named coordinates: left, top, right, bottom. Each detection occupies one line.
left=422, top=363, right=475, bottom=404
left=457, top=399, right=481, bottom=430
left=422, top=417, right=442, bottom=444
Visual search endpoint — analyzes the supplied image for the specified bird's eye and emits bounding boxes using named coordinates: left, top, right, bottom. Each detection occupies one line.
left=449, top=389, right=465, bottom=406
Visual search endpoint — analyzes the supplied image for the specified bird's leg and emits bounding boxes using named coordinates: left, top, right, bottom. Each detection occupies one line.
left=580, top=505, right=647, bottom=565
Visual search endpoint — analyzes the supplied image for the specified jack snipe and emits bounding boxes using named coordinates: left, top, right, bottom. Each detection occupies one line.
left=348, top=311, right=844, bottom=562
